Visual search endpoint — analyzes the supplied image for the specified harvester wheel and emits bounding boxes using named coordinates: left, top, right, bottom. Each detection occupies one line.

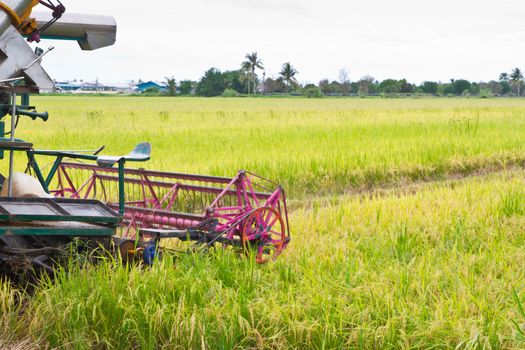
left=241, top=207, right=286, bottom=264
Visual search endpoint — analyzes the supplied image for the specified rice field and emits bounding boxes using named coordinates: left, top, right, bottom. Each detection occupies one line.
left=21, top=96, right=525, bottom=196
left=2, top=96, right=525, bottom=349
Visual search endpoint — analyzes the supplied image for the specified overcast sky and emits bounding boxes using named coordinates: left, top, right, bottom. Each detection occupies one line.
left=36, top=0, right=525, bottom=85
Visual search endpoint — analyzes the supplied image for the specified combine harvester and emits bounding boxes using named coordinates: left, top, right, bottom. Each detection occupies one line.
left=0, top=0, right=290, bottom=275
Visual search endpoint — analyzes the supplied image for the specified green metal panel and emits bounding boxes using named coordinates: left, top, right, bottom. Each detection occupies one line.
left=0, top=214, right=119, bottom=224
left=21, top=94, right=30, bottom=108
left=0, top=198, right=121, bottom=226
left=118, top=159, right=125, bottom=215
left=44, top=156, right=63, bottom=187
left=0, top=226, right=115, bottom=236
left=26, top=151, right=48, bottom=192
left=0, top=197, right=120, bottom=237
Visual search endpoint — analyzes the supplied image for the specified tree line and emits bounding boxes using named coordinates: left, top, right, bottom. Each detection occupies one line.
left=160, top=52, right=525, bottom=98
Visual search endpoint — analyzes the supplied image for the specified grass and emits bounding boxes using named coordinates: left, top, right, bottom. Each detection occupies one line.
left=1, top=96, right=525, bottom=348
left=17, top=96, right=525, bottom=197
left=14, top=171, right=525, bottom=349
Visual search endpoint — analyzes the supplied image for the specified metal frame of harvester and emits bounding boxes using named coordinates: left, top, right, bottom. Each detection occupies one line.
left=25, top=146, right=291, bottom=264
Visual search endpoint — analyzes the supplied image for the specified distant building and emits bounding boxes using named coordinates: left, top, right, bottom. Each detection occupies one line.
left=134, top=81, right=167, bottom=93
left=54, top=79, right=173, bottom=94
left=55, top=81, right=82, bottom=92
left=54, top=80, right=133, bottom=94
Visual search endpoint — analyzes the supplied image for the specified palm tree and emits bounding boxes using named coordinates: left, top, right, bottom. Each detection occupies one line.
left=241, top=52, right=263, bottom=94
left=499, top=72, right=509, bottom=82
left=165, top=76, right=177, bottom=96
left=510, top=68, right=524, bottom=96
left=279, top=62, right=299, bottom=93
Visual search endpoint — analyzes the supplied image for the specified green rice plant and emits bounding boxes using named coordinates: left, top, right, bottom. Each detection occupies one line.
left=391, top=224, right=416, bottom=263
left=511, top=288, right=525, bottom=343
left=0, top=279, right=35, bottom=348
left=85, top=110, right=103, bottom=122
left=498, top=186, right=525, bottom=217
left=449, top=116, right=480, bottom=136
left=159, top=111, right=170, bottom=122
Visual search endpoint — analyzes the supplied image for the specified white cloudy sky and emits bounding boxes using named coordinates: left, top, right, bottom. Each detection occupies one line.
left=36, top=0, right=525, bottom=84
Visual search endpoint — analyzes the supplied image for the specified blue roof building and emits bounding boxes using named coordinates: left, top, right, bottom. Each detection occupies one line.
left=134, top=81, right=167, bottom=93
